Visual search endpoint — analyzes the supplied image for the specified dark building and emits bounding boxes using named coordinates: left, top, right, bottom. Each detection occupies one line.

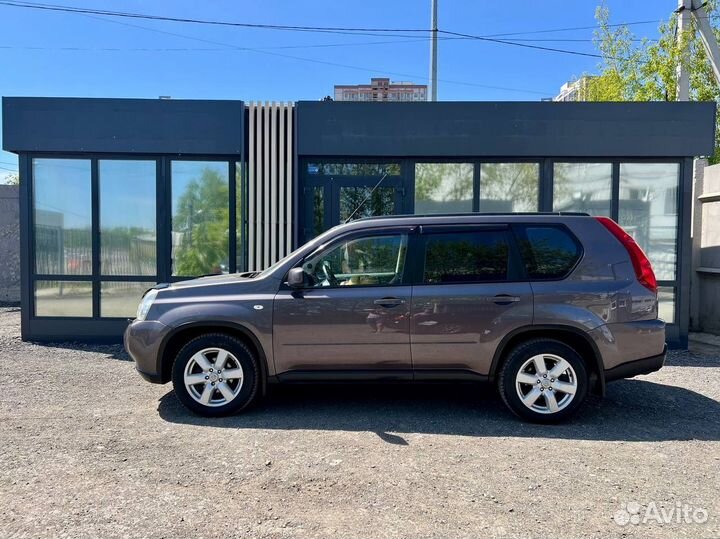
left=1, top=97, right=715, bottom=346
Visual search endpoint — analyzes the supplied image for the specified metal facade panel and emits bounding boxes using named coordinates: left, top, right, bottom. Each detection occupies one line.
left=296, top=101, right=717, bottom=158
left=2, top=97, right=244, bottom=154
left=246, top=102, right=295, bottom=270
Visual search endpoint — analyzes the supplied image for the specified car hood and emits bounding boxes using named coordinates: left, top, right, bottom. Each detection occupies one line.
left=164, top=272, right=261, bottom=290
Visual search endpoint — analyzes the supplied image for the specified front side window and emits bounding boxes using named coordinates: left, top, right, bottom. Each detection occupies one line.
left=423, top=230, right=509, bottom=284
left=303, top=234, right=407, bottom=287
left=516, top=226, right=581, bottom=279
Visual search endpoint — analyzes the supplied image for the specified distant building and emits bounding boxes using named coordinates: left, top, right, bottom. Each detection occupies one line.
left=554, top=76, right=595, bottom=102
left=334, top=77, right=428, bottom=102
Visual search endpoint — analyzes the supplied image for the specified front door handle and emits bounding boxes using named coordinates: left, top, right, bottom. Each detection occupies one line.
left=491, top=294, right=521, bottom=305
left=374, top=297, right=406, bottom=308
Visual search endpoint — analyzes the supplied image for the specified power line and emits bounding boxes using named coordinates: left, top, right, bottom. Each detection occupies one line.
left=81, top=13, right=554, bottom=96
left=440, top=30, right=607, bottom=59
left=0, top=0, right=431, bottom=34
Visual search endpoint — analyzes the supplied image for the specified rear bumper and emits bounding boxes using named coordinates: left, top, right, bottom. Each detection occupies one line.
left=604, top=344, right=667, bottom=382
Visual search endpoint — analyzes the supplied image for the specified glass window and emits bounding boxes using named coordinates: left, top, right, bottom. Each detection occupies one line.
left=479, top=163, right=539, bottom=212
left=171, top=161, right=229, bottom=277
left=424, top=231, right=509, bottom=284
left=33, top=159, right=92, bottom=275
left=553, top=163, right=612, bottom=216
left=517, top=226, right=581, bottom=279
left=303, top=234, right=407, bottom=287
left=312, top=186, right=324, bottom=238
left=339, top=186, right=395, bottom=223
left=658, top=286, right=675, bottom=323
left=235, top=162, right=245, bottom=271
left=99, top=160, right=156, bottom=276
left=619, top=163, right=679, bottom=281
left=306, top=162, right=400, bottom=176
left=101, top=281, right=156, bottom=318
left=35, top=280, right=92, bottom=317
left=414, top=163, right=474, bottom=214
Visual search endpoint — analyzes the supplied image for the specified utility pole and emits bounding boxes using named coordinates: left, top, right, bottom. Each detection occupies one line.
left=429, top=0, right=438, bottom=101
left=676, top=0, right=720, bottom=100
left=676, top=0, right=691, bottom=101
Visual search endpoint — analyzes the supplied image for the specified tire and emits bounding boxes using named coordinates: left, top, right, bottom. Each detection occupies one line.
left=498, top=339, right=588, bottom=424
left=171, top=333, right=260, bottom=417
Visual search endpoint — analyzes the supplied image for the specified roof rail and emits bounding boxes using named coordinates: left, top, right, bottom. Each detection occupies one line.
left=352, top=211, right=590, bottom=222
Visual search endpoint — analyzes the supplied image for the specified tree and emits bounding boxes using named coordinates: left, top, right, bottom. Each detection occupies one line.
left=587, top=3, right=720, bottom=161
left=2, top=172, right=19, bottom=185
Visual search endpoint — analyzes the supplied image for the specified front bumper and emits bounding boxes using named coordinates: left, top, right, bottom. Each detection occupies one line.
left=604, top=344, right=667, bottom=382
left=124, top=319, right=171, bottom=384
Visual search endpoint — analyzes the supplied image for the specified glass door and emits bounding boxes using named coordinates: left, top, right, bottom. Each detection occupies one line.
left=301, top=162, right=404, bottom=243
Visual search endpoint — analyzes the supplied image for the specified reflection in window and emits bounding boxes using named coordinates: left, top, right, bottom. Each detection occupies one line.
left=553, top=163, right=612, bottom=216
left=306, top=162, right=401, bottom=176
left=414, top=163, right=473, bottom=214
left=423, top=231, right=508, bottom=283
left=303, top=234, right=407, bottom=287
left=339, top=186, right=395, bottom=222
left=236, top=162, right=245, bottom=271
left=517, top=226, right=581, bottom=279
left=479, top=163, right=539, bottom=212
left=101, top=281, right=156, bottom=318
left=33, top=159, right=92, bottom=275
left=619, top=163, right=679, bottom=281
left=171, top=161, right=229, bottom=277
left=35, top=280, right=92, bottom=317
left=313, top=186, right=324, bottom=238
left=100, top=160, right=156, bottom=276
left=658, top=286, right=675, bottom=323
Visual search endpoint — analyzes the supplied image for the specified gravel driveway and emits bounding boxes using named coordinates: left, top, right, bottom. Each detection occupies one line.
left=1, top=306, right=719, bottom=539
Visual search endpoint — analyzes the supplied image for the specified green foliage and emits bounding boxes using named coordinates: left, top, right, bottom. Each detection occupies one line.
left=2, top=172, right=19, bottom=185
left=587, top=2, right=720, bottom=162
left=173, top=168, right=229, bottom=276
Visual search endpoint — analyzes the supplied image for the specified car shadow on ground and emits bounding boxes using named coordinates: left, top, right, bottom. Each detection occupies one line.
left=157, top=378, right=720, bottom=443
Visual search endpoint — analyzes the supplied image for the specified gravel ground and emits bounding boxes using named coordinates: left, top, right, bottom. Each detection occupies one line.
left=0, top=306, right=719, bottom=539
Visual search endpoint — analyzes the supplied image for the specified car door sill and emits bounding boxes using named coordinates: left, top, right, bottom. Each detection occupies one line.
left=274, top=369, right=488, bottom=383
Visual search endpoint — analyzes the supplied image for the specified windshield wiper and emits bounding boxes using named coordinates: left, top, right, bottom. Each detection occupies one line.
left=343, top=173, right=389, bottom=224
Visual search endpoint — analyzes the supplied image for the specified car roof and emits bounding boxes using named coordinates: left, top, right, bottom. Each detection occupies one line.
left=341, top=212, right=591, bottom=230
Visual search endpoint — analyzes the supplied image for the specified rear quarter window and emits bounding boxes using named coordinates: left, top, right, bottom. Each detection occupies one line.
left=515, top=225, right=582, bottom=280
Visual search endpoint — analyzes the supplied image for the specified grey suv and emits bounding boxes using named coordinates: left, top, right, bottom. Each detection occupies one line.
left=125, top=213, right=666, bottom=423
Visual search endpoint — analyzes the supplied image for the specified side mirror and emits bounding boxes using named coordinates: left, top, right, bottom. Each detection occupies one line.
left=287, top=267, right=306, bottom=288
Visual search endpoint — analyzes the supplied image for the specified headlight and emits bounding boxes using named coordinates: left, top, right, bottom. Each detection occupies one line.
left=136, top=289, right=158, bottom=321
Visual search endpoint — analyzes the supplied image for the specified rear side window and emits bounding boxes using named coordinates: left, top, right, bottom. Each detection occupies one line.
left=423, top=230, right=509, bottom=283
left=516, top=226, right=581, bottom=279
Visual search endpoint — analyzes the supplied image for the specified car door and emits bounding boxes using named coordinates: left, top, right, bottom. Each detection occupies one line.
left=410, top=225, right=533, bottom=377
left=273, top=228, right=413, bottom=378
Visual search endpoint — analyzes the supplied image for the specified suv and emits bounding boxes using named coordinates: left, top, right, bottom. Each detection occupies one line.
left=125, top=213, right=666, bottom=423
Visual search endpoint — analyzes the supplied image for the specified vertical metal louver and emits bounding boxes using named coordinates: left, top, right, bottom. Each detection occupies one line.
left=246, top=102, right=294, bottom=270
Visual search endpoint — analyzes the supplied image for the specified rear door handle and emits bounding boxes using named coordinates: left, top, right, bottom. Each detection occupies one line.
left=491, top=294, right=521, bottom=305
left=374, top=297, right=406, bottom=308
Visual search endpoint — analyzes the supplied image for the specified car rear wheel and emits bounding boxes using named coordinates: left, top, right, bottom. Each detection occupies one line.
left=498, top=339, right=588, bottom=423
left=171, top=333, right=259, bottom=417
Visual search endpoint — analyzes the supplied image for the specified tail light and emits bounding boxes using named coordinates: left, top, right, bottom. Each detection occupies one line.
left=595, top=216, right=658, bottom=294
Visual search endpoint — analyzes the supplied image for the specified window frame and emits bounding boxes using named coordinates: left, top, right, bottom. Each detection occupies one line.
left=27, top=153, right=245, bottom=321
left=414, top=224, right=525, bottom=285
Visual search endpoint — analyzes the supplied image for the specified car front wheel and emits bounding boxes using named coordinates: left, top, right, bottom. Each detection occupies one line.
left=498, top=339, right=588, bottom=423
left=171, top=333, right=259, bottom=417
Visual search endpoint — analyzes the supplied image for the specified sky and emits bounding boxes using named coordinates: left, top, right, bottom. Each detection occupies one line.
left=0, top=0, right=680, bottom=173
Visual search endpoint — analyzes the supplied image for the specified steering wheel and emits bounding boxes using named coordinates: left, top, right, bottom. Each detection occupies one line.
left=320, top=260, right=339, bottom=287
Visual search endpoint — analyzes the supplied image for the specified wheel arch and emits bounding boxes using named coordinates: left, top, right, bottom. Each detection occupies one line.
left=489, top=325, right=606, bottom=396
left=157, top=321, right=269, bottom=395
